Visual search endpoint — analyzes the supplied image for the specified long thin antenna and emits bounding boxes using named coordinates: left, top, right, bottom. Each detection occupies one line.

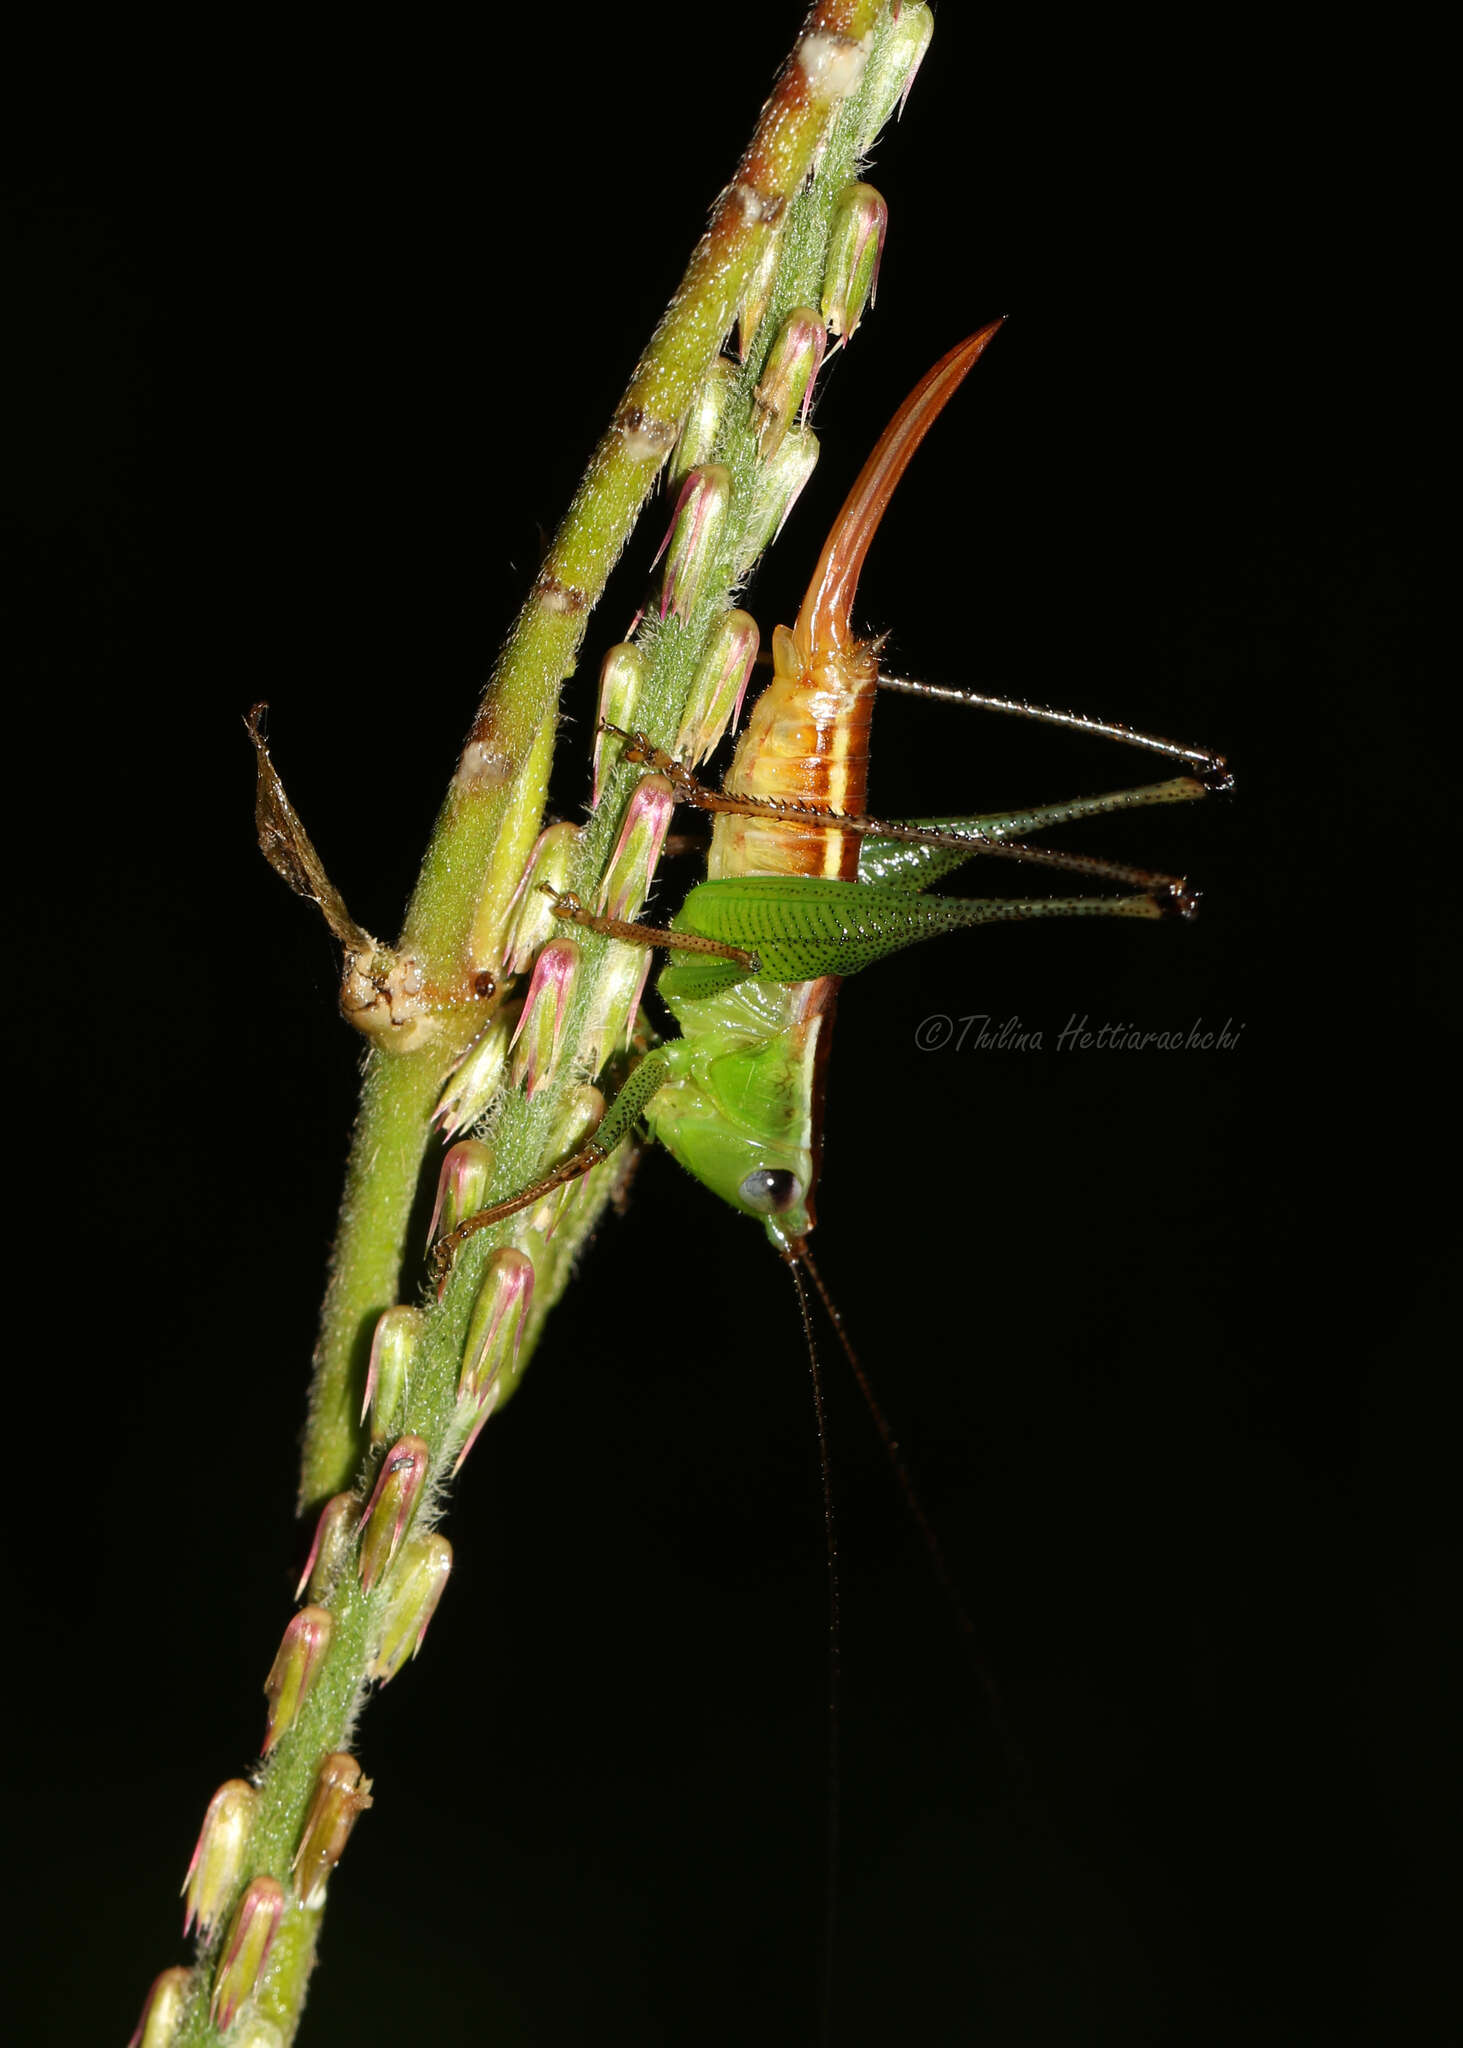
left=799, top=1245, right=1029, bottom=1789
left=788, top=1255, right=840, bottom=2048
left=875, top=672, right=1233, bottom=789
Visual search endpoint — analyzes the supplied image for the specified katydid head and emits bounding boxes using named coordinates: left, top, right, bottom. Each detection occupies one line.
left=655, top=1109, right=815, bottom=1247
left=644, top=967, right=829, bottom=1248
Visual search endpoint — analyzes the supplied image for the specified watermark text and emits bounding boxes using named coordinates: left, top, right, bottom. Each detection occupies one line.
left=913, top=1013, right=1244, bottom=1054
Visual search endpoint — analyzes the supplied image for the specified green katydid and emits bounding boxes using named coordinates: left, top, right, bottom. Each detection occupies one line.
left=433, top=324, right=1228, bottom=1284
left=424, top=329, right=1230, bottom=2006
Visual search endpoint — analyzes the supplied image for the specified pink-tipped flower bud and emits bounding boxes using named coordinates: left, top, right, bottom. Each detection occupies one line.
left=433, top=1012, right=513, bottom=1141
left=582, top=944, right=654, bottom=1076
left=291, top=1752, right=373, bottom=1909
left=857, top=4, right=934, bottom=149
left=499, top=822, right=581, bottom=974
left=821, top=182, right=887, bottom=343
left=741, top=427, right=819, bottom=567
left=598, top=774, right=675, bottom=922
left=296, top=1492, right=356, bottom=1603
left=210, top=1875, right=285, bottom=2030
left=655, top=463, right=731, bottom=621
left=753, top=306, right=827, bottom=460
left=182, top=1778, right=256, bottom=1941
left=358, top=1435, right=430, bottom=1593
left=368, top=1532, right=453, bottom=1684
left=668, top=357, right=736, bottom=490
left=674, top=609, right=760, bottom=767
left=451, top=1379, right=500, bottom=1476
left=128, top=1966, right=190, bottom=2048
left=591, top=643, right=647, bottom=808
left=459, top=1246, right=536, bottom=1406
left=509, top=939, right=579, bottom=1099
left=427, top=1139, right=495, bottom=1249
left=736, top=225, right=782, bottom=362
left=262, top=1605, right=333, bottom=1754
left=533, top=1085, right=606, bottom=1238
left=361, top=1305, right=423, bottom=1441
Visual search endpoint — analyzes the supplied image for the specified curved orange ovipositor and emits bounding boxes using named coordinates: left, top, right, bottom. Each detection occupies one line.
left=713, top=322, right=1005, bottom=894
left=794, top=318, right=1004, bottom=663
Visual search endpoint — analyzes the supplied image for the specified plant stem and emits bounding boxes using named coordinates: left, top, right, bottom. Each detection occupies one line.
left=298, top=0, right=886, bottom=1514
left=157, top=6, right=926, bottom=2042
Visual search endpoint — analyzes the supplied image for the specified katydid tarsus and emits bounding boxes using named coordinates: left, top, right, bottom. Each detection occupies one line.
left=433, top=325, right=1228, bottom=1282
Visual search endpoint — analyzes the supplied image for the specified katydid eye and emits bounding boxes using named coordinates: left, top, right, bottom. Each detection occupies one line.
left=739, top=1167, right=801, bottom=1214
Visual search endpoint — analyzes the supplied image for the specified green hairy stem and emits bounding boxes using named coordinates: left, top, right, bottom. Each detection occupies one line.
left=151, top=6, right=930, bottom=2042
left=298, top=0, right=889, bottom=1515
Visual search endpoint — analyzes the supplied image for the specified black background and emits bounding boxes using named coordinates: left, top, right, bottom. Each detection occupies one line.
left=7, top=11, right=1447, bottom=2045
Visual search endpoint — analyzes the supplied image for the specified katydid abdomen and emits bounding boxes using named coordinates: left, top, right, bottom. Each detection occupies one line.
left=706, top=625, right=876, bottom=887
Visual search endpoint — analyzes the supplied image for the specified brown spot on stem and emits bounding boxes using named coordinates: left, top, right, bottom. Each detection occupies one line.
left=533, top=573, right=589, bottom=616
left=615, top=404, right=678, bottom=462
left=455, top=737, right=515, bottom=794
left=796, top=29, right=870, bottom=102
left=726, top=180, right=786, bottom=227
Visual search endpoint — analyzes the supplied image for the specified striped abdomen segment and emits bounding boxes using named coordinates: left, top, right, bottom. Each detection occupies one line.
left=707, top=624, right=878, bottom=885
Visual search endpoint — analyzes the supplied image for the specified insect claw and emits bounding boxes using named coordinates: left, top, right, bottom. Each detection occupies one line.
left=598, top=720, right=650, bottom=758
left=1200, top=758, right=1236, bottom=794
